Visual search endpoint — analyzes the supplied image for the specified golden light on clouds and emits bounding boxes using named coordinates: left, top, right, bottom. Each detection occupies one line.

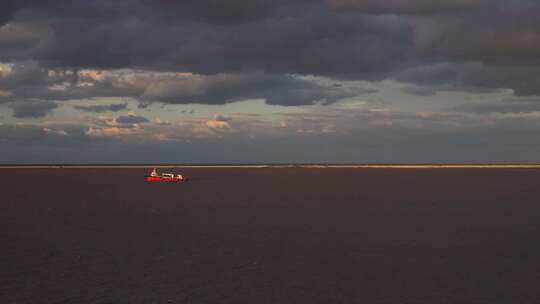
left=0, top=89, right=14, bottom=97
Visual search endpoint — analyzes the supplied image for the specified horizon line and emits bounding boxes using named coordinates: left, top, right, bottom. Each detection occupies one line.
left=3, top=164, right=540, bottom=169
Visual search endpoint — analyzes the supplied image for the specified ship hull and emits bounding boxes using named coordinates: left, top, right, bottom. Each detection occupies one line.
left=146, top=176, right=186, bottom=182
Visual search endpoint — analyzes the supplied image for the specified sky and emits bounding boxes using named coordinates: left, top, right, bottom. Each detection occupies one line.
left=1, top=0, right=540, bottom=164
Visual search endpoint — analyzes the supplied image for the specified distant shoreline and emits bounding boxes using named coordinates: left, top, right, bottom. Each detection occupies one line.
left=2, top=164, right=540, bottom=169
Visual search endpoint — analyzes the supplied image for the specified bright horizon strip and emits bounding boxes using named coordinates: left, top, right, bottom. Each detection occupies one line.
left=3, top=164, right=540, bottom=169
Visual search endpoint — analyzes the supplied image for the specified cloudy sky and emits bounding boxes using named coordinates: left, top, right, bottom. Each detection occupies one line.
left=1, top=0, right=540, bottom=163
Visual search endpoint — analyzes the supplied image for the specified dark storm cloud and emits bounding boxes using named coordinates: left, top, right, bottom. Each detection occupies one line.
left=0, top=20, right=174, bottom=69
left=0, top=0, right=179, bottom=69
left=413, top=2, right=540, bottom=66
left=73, top=103, right=128, bottom=113
left=9, top=100, right=58, bottom=118
left=0, top=1, right=17, bottom=26
left=0, top=0, right=414, bottom=76
left=156, top=0, right=273, bottom=25
left=172, top=14, right=414, bottom=76
left=0, top=0, right=539, bottom=106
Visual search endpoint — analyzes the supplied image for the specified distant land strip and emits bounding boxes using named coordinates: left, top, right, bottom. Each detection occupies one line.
left=3, top=164, right=540, bottom=169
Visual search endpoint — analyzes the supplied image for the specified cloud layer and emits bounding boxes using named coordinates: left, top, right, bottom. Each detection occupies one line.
left=1, top=0, right=539, bottom=107
left=9, top=100, right=57, bottom=118
left=2, top=0, right=540, bottom=163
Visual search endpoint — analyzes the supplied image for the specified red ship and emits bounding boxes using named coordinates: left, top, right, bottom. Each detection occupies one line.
left=146, top=168, right=186, bottom=182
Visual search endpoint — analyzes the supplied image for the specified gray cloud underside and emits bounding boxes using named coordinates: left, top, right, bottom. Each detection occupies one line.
left=140, top=73, right=375, bottom=106
left=325, top=0, right=484, bottom=15
left=8, top=100, right=57, bottom=118
left=73, top=103, right=128, bottom=113
left=0, top=0, right=539, bottom=108
left=116, top=114, right=149, bottom=124
left=454, top=98, right=540, bottom=114
left=396, top=62, right=540, bottom=96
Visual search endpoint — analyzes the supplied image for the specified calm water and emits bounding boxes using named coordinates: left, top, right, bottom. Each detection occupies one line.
left=2, top=168, right=540, bottom=303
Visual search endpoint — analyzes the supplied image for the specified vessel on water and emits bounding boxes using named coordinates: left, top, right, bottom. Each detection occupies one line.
left=146, top=168, right=186, bottom=182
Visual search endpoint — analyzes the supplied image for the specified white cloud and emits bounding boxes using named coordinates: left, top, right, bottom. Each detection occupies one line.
left=85, top=124, right=142, bottom=137
left=0, top=89, right=14, bottom=97
left=205, top=120, right=231, bottom=130
left=43, top=127, right=68, bottom=136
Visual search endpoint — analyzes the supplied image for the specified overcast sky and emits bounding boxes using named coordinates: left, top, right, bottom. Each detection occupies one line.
left=1, top=0, right=540, bottom=163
